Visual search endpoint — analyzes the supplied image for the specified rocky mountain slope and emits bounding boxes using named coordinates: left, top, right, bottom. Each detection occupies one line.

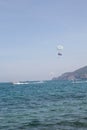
left=52, top=66, right=87, bottom=80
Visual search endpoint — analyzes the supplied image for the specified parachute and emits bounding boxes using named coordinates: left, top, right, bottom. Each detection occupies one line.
left=57, top=45, right=63, bottom=56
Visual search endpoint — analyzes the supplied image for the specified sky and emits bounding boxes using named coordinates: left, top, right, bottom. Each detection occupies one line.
left=0, top=0, right=87, bottom=82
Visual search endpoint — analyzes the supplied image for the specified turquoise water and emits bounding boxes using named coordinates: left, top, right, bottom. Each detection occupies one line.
left=0, top=80, right=87, bottom=130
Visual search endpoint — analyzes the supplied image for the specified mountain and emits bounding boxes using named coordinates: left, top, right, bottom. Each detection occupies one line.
left=52, top=66, right=87, bottom=80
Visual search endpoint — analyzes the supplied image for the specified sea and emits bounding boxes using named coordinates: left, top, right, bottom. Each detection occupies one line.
left=0, top=80, right=87, bottom=130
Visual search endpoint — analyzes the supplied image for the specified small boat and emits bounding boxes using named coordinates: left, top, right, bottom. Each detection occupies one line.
left=13, top=82, right=29, bottom=85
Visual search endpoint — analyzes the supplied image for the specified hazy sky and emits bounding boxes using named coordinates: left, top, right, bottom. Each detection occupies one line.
left=0, top=0, right=87, bottom=82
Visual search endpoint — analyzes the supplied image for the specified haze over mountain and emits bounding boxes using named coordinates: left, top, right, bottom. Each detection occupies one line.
left=52, top=66, right=87, bottom=80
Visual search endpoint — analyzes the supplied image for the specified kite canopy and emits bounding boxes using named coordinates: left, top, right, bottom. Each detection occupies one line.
left=57, top=45, right=63, bottom=50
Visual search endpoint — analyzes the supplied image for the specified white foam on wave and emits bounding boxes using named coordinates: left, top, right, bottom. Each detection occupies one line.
left=12, top=80, right=45, bottom=85
left=72, top=80, right=87, bottom=84
left=28, top=80, right=45, bottom=84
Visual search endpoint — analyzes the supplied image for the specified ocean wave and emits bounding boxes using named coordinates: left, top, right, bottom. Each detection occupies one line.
left=72, top=80, right=87, bottom=84
left=12, top=80, right=45, bottom=85
left=1, top=80, right=87, bottom=130
left=17, top=119, right=87, bottom=130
